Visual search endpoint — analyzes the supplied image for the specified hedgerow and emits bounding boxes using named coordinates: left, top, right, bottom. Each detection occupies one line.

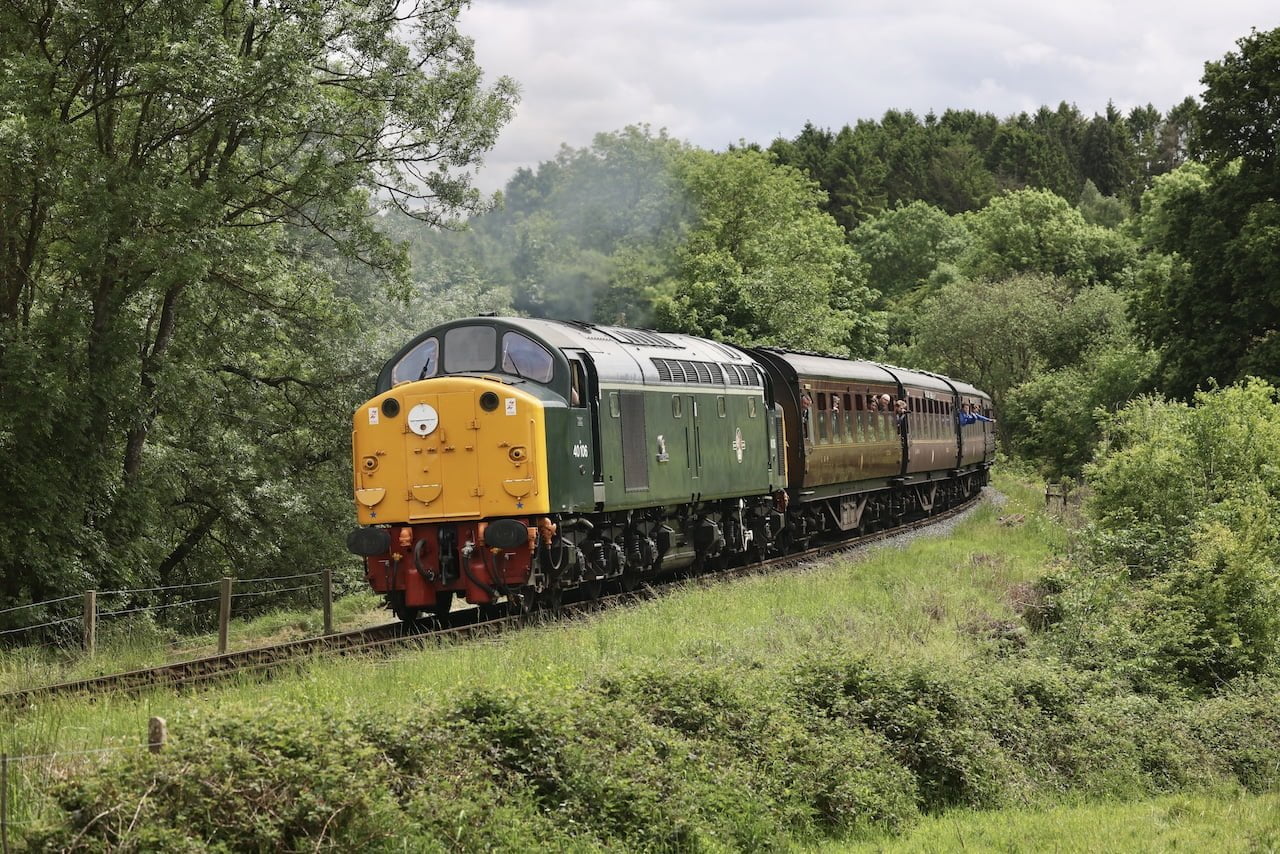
left=24, top=652, right=1280, bottom=851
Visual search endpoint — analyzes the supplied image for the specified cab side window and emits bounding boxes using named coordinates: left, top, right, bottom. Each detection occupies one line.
left=568, top=359, right=587, bottom=407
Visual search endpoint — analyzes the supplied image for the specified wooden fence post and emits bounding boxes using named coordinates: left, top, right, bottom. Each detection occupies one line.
left=217, top=577, right=232, bottom=654
left=82, top=590, right=96, bottom=656
left=2, top=752, right=9, bottom=854
left=148, top=717, right=168, bottom=754
left=322, top=569, right=333, bottom=636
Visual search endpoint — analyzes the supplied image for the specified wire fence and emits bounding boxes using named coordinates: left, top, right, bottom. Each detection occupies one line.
left=1, top=726, right=168, bottom=842
left=0, top=570, right=335, bottom=656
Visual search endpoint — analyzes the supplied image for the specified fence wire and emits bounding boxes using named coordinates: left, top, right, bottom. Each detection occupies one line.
left=2, top=570, right=332, bottom=637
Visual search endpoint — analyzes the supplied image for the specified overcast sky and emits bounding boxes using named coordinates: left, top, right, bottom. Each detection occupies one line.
left=456, top=1, right=1275, bottom=192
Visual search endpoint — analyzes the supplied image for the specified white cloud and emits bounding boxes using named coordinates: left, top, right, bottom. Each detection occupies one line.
left=458, top=1, right=1276, bottom=191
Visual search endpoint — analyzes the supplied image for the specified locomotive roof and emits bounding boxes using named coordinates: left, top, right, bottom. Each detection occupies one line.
left=379, top=318, right=991, bottom=401
left=498, top=317, right=756, bottom=386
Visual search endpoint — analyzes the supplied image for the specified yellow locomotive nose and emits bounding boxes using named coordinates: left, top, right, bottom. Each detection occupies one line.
left=351, top=377, right=550, bottom=525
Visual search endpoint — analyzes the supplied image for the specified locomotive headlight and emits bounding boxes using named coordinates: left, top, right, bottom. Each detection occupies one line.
left=407, top=402, right=439, bottom=436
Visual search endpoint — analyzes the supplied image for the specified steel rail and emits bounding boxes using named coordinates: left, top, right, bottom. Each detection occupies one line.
left=1, top=494, right=985, bottom=709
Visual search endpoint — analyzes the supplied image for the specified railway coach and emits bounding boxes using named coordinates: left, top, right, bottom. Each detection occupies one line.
left=346, top=317, right=994, bottom=620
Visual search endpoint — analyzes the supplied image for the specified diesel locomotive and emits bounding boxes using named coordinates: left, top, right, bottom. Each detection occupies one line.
left=346, top=317, right=995, bottom=619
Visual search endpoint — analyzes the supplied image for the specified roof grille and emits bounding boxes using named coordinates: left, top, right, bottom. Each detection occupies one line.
left=600, top=326, right=679, bottom=347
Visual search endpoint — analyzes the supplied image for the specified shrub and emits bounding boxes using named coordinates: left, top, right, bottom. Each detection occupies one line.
left=1050, top=381, right=1280, bottom=691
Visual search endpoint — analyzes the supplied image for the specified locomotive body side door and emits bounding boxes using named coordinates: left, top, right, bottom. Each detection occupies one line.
left=544, top=352, right=598, bottom=513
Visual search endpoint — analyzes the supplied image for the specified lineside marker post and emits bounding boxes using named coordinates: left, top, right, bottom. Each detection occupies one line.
left=322, top=569, right=333, bottom=636
left=82, top=590, right=96, bottom=656
left=217, top=577, right=232, bottom=655
left=148, top=717, right=167, bottom=754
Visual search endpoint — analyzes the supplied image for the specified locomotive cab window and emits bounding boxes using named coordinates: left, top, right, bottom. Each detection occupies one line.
left=568, top=359, right=587, bottom=406
left=501, top=332, right=554, bottom=383
left=443, top=326, right=496, bottom=373
left=390, top=336, right=438, bottom=385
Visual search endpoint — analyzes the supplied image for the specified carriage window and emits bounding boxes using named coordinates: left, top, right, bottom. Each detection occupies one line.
left=609, top=392, right=620, bottom=418
left=817, top=393, right=827, bottom=410
left=501, top=332, right=554, bottom=383
left=444, top=326, right=496, bottom=373
left=672, top=395, right=683, bottom=418
left=855, top=395, right=863, bottom=412
left=843, top=394, right=852, bottom=412
left=748, top=397, right=757, bottom=418
left=717, top=396, right=726, bottom=417
left=390, top=337, right=438, bottom=385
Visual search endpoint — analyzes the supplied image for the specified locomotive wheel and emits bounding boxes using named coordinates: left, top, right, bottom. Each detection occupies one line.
left=581, top=578, right=604, bottom=600
left=506, top=588, right=537, bottom=615
left=390, top=591, right=420, bottom=622
left=429, top=590, right=454, bottom=620
left=538, top=587, right=563, bottom=612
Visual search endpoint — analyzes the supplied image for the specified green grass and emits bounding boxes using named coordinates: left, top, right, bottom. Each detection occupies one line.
left=1, top=473, right=1057, bottom=829
left=829, top=789, right=1280, bottom=852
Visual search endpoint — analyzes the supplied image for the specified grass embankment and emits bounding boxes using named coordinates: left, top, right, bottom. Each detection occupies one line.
left=5, top=474, right=1278, bottom=850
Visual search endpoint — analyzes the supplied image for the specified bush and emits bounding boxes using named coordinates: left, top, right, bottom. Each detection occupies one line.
left=25, top=650, right=1280, bottom=850
left=1050, top=380, right=1280, bottom=691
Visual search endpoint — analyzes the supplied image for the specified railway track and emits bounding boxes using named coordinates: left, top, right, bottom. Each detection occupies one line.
left=1, top=494, right=985, bottom=709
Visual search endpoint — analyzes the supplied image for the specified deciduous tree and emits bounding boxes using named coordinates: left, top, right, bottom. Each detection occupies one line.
left=0, top=0, right=516, bottom=604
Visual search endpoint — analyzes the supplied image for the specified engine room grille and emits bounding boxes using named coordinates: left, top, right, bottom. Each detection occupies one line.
left=651, top=358, right=727, bottom=385
left=722, top=363, right=759, bottom=386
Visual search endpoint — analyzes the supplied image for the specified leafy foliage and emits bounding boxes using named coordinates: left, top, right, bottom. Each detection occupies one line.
left=1129, top=28, right=1280, bottom=397
left=1003, top=343, right=1157, bottom=480
left=0, top=1, right=516, bottom=611
left=959, top=189, right=1137, bottom=288
left=1047, top=382, right=1280, bottom=691
left=654, top=148, right=884, bottom=355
